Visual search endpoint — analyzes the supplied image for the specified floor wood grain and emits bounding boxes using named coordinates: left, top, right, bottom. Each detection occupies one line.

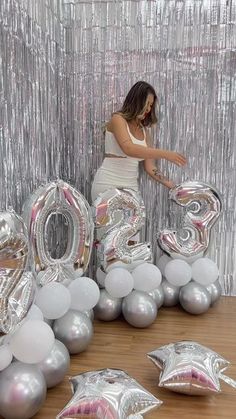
left=3, top=296, right=236, bottom=418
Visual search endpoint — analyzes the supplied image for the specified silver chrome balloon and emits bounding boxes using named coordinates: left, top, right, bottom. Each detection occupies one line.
left=148, top=286, right=164, bottom=309
left=179, top=281, right=211, bottom=314
left=158, top=181, right=222, bottom=260
left=162, top=279, right=180, bottom=307
left=93, top=188, right=152, bottom=272
left=56, top=368, right=162, bottom=418
left=83, top=309, right=95, bottom=322
left=122, top=290, right=157, bottom=328
left=22, top=180, right=94, bottom=285
left=94, top=289, right=122, bottom=321
left=37, top=339, right=70, bottom=388
left=147, top=341, right=236, bottom=395
left=0, top=361, right=47, bottom=419
left=53, top=310, right=93, bottom=354
left=0, top=210, right=35, bottom=334
left=206, top=279, right=222, bottom=305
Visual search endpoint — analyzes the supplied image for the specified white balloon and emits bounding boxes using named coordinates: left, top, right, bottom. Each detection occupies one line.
left=68, top=277, right=100, bottom=311
left=96, top=267, right=106, bottom=287
left=35, top=282, right=71, bottom=320
left=105, top=268, right=134, bottom=298
left=27, top=304, right=44, bottom=321
left=9, top=320, right=55, bottom=364
left=36, top=271, right=46, bottom=284
left=192, top=258, right=219, bottom=285
left=157, top=254, right=171, bottom=276
left=165, top=259, right=192, bottom=286
left=132, top=263, right=162, bottom=292
left=0, top=345, right=13, bottom=371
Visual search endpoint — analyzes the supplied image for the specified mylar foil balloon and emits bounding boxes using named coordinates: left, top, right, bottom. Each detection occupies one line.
left=93, top=188, right=152, bottom=272
left=147, top=341, right=236, bottom=395
left=158, top=181, right=222, bottom=260
left=0, top=210, right=35, bottom=334
left=22, top=180, right=94, bottom=285
left=56, top=368, right=162, bottom=418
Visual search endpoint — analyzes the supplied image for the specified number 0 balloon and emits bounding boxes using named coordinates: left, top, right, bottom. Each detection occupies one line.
left=23, top=180, right=94, bottom=285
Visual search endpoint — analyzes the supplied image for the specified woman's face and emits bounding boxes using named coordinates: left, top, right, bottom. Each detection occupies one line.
left=137, top=93, right=155, bottom=120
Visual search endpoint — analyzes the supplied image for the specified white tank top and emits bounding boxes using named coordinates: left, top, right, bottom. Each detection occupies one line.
left=105, top=123, right=147, bottom=161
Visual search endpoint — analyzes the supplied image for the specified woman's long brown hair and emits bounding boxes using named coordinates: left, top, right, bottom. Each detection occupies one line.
left=115, top=81, right=158, bottom=127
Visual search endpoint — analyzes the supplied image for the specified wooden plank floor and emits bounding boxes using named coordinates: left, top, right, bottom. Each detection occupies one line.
left=5, top=296, right=236, bottom=418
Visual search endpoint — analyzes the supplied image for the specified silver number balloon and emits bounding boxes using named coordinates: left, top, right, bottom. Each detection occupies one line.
left=158, top=181, right=222, bottom=260
left=93, top=188, right=152, bottom=271
left=0, top=210, right=35, bottom=334
left=23, top=180, right=94, bottom=285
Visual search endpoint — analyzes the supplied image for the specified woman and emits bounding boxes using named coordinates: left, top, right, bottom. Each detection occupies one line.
left=91, top=80, right=186, bottom=202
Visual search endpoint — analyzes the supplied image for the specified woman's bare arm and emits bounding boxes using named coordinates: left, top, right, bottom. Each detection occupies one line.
left=143, top=128, right=177, bottom=189
left=109, top=114, right=186, bottom=166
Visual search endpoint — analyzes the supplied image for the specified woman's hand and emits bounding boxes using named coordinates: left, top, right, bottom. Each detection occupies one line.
left=165, top=151, right=187, bottom=166
left=161, top=179, right=176, bottom=189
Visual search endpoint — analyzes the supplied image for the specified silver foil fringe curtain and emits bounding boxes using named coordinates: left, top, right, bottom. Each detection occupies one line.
left=0, top=0, right=235, bottom=294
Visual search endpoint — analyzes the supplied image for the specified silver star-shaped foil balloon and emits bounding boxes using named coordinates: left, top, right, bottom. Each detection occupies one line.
left=147, top=341, right=236, bottom=395
left=56, top=368, right=162, bottom=418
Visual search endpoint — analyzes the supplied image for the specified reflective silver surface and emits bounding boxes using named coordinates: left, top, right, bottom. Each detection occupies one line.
left=37, top=339, right=70, bottom=389
left=158, top=181, right=222, bottom=260
left=206, top=279, right=222, bottom=305
left=148, top=286, right=164, bottom=309
left=162, top=279, right=180, bottom=307
left=0, top=361, right=46, bottom=419
left=53, top=310, right=93, bottom=354
left=57, top=368, right=162, bottom=418
left=94, top=289, right=122, bottom=322
left=179, top=281, right=211, bottom=315
left=0, top=210, right=35, bottom=334
left=122, top=290, right=157, bottom=328
left=93, top=188, right=152, bottom=271
left=23, top=180, right=94, bottom=284
left=147, top=341, right=236, bottom=395
left=0, top=1, right=235, bottom=293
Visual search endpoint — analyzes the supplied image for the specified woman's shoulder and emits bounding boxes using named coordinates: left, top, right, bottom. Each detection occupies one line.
left=111, top=113, right=128, bottom=125
left=106, top=113, right=127, bottom=133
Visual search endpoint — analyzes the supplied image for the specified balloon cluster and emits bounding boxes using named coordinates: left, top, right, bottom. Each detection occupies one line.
left=93, top=181, right=222, bottom=324
left=156, top=181, right=223, bottom=315
left=156, top=254, right=221, bottom=314
left=0, top=180, right=101, bottom=419
left=95, top=262, right=162, bottom=328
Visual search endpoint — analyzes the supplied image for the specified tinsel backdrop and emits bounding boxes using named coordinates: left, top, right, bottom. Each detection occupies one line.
left=0, top=0, right=235, bottom=294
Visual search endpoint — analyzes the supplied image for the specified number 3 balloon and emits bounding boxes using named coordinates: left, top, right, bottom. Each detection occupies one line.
left=158, top=181, right=222, bottom=260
